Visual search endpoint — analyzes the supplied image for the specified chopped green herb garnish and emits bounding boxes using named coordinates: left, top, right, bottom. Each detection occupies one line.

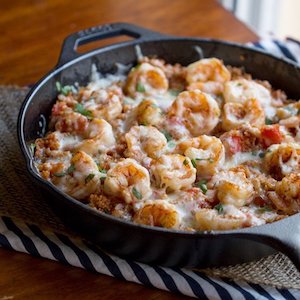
left=167, top=141, right=176, bottom=148
left=56, top=81, right=76, bottom=95
left=56, top=81, right=62, bottom=92
left=195, top=158, right=214, bottom=163
left=183, top=159, right=189, bottom=166
left=191, top=159, right=197, bottom=168
left=297, top=108, right=300, bottom=115
left=256, top=206, right=272, bottom=214
left=61, top=85, right=75, bottom=96
left=103, top=208, right=110, bottom=214
left=132, top=187, right=142, bottom=200
left=136, top=82, right=146, bottom=93
left=85, top=173, right=95, bottom=183
left=237, top=83, right=242, bottom=86
left=169, top=89, right=181, bottom=96
left=214, top=203, right=224, bottom=214
left=74, top=103, right=92, bottom=119
left=66, top=164, right=75, bottom=174
left=197, top=179, right=208, bottom=194
left=161, top=130, right=173, bottom=142
left=29, top=143, right=36, bottom=155
left=53, top=164, right=75, bottom=178
left=265, top=118, right=273, bottom=125
left=251, top=150, right=257, bottom=156
left=98, top=168, right=107, bottom=180
left=53, top=172, right=66, bottom=177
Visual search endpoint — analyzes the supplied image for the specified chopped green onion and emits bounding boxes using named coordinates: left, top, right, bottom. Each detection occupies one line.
left=167, top=141, right=176, bottom=148
left=29, top=143, right=36, bottom=155
left=251, top=150, right=257, bottom=156
left=265, top=118, right=273, bottom=125
left=85, top=173, right=95, bottom=183
left=56, top=81, right=76, bottom=95
left=214, top=203, right=224, bottom=214
left=53, top=172, right=66, bottom=177
left=98, top=168, right=107, bottom=180
left=136, top=82, right=146, bottom=93
left=161, top=130, right=173, bottom=142
left=197, top=179, right=208, bottom=194
left=66, top=164, right=75, bottom=174
left=53, top=164, right=75, bottom=178
left=191, top=159, right=197, bottom=168
left=169, top=89, right=181, bottom=96
left=56, top=81, right=62, bottom=92
left=103, top=208, right=110, bottom=214
left=74, top=103, right=92, bottom=119
left=256, top=206, right=272, bottom=214
left=195, top=158, right=214, bottom=163
left=132, top=187, right=142, bottom=200
left=183, top=159, right=189, bottom=166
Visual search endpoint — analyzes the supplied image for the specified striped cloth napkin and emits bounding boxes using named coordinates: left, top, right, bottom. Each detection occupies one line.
left=1, top=39, right=300, bottom=299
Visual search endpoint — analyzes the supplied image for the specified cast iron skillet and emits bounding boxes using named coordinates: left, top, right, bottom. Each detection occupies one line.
left=18, top=22, right=300, bottom=270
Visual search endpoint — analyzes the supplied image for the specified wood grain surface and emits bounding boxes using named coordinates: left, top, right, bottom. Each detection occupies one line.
left=0, top=0, right=257, bottom=299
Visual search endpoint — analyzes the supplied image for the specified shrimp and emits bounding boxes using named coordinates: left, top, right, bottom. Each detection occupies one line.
left=124, top=125, right=167, bottom=162
left=186, top=58, right=231, bottom=95
left=82, top=85, right=123, bottom=121
left=279, top=115, right=300, bottom=142
left=270, top=173, right=300, bottom=214
left=194, top=205, right=247, bottom=230
left=125, top=62, right=169, bottom=97
left=50, top=151, right=101, bottom=200
left=263, top=143, right=300, bottom=180
left=104, top=158, right=151, bottom=204
left=152, top=154, right=196, bottom=191
left=223, top=79, right=272, bottom=109
left=167, top=90, right=220, bottom=136
left=222, top=98, right=265, bottom=131
left=136, top=99, right=164, bottom=126
left=133, top=200, right=180, bottom=229
left=210, top=167, right=254, bottom=207
left=177, top=135, right=225, bottom=176
left=76, top=119, right=116, bottom=156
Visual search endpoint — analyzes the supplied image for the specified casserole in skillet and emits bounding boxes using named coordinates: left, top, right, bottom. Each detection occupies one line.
left=18, top=23, right=300, bottom=269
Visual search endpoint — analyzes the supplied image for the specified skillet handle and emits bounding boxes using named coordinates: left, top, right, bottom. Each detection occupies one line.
left=56, top=22, right=167, bottom=67
left=236, top=214, right=300, bottom=271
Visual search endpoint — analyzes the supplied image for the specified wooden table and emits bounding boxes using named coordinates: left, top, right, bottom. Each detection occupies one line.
left=0, top=0, right=257, bottom=298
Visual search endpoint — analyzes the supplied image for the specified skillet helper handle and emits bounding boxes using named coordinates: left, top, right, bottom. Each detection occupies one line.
left=237, top=215, right=300, bottom=271
left=57, top=22, right=167, bottom=67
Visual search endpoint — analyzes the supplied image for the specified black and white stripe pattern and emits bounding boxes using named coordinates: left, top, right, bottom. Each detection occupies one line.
left=0, top=216, right=299, bottom=299
left=2, top=40, right=300, bottom=299
left=247, top=38, right=300, bottom=64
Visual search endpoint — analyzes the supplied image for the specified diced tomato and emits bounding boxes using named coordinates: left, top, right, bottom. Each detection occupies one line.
left=261, top=125, right=283, bottom=148
left=228, top=135, right=242, bottom=154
